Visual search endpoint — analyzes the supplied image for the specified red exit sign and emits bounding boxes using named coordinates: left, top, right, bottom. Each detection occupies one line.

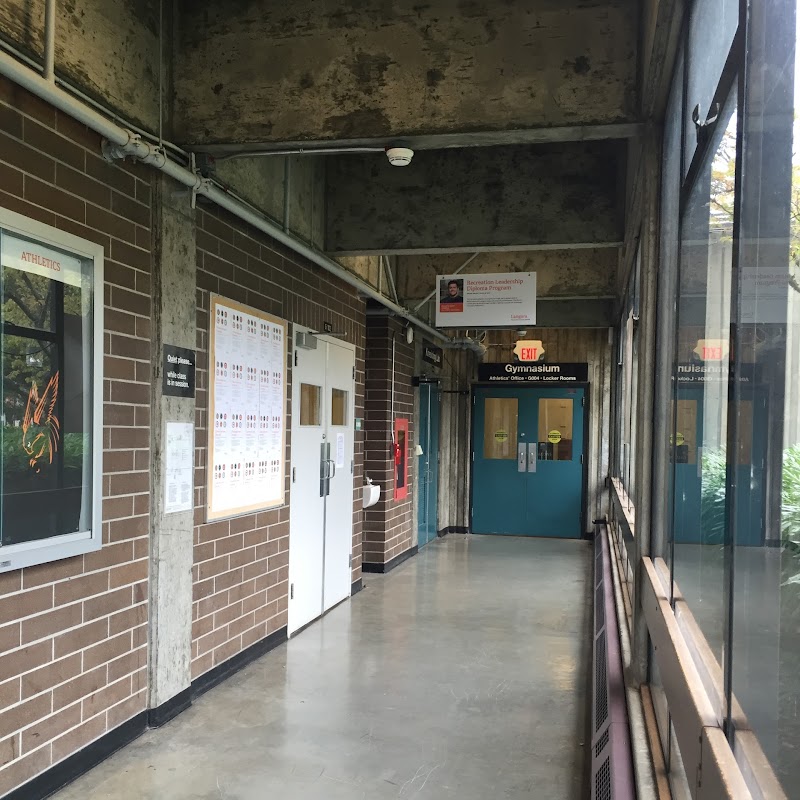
left=693, top=339, right=728, bottom=362
left=513, top=339, right=545, bottom=362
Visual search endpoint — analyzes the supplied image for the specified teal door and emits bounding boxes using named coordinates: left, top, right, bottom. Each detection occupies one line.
left=673, top=383, right=766, bottom=546
left=417, top=383, right=440, bottom=548
left=471, top=386, right=585, bottom=538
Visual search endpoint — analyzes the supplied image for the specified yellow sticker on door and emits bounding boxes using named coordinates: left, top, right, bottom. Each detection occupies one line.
left=494, top=430, right=509, bottom=442
left=548, top=430, right=562, bottom=444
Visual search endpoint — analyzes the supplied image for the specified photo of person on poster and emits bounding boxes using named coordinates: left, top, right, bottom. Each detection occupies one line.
left=439, top=278, right=464, bottom=311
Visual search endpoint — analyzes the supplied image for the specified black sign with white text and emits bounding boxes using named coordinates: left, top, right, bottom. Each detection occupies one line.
left=676, top=362, right=760, bottom=384
left=478, top=362, right=589, bottom=383
left=163, top=344, right=196, bottom=398
left=422, top=341, right=443, bottom=368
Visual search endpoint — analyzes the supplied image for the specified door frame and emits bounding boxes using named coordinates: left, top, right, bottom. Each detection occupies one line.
left=468, top=380, right=591, bottom=538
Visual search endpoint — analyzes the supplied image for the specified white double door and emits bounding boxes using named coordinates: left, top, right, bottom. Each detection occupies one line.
left=288, top=329, right=355, bottom=635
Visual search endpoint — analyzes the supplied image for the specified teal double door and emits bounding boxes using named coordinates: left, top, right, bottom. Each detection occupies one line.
left=471, top=386, right=585, bottom=538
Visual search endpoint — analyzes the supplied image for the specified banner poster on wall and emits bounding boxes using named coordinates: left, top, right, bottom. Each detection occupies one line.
left=206, top=295, right=287, bottom=521
left=435, top=272, right=536, bottom=328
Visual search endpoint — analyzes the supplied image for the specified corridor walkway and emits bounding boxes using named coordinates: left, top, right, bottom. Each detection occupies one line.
left=54, top=535, right=592, bottom=800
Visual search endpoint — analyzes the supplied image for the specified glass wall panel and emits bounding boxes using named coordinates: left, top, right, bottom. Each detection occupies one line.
left=684, top=0, right=739, bottom=175
left=671, top=88, right=738, bottom=707
left=730, top=0, right=799, bottom=789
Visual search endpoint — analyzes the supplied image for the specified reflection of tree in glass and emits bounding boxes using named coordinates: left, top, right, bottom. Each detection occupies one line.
left=2, top=271, right=80, bottom=427
left=709, top=113, right=737, bottom=234
left=2, top=270, right=55, bottom=424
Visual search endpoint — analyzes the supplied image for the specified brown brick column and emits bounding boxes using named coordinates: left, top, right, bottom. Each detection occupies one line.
left=363, top=314, right=416, bottom=570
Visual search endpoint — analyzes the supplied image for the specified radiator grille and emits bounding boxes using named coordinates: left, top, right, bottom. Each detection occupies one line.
left=595, top=756, right=612, bottom=800
left=590, top=528, right=634, bottom=799
left=595, top=630, right=608, bottom=731
left=595, top=584, right=605, bottom=634
left=595, top=728, right=610, bottom=758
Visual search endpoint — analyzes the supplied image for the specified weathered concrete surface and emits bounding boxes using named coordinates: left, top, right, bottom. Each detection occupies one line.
left=215, top=155, right=326, bottom=248
left=149, top=175, right=196, bottom=710
left=433, top=348, right=474, bottom=533
left=336, top=255, right=383, bottom=291
left=397, top=249, right=618, bottom=304
left=325, top=142, right=625, bottom=253
left=0, top=0, right=161, bottom=130
left=174, top=0, right=638, bottom=145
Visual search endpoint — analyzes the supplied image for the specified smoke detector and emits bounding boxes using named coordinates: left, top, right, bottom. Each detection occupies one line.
left=386, top=146, right=414, bottom=167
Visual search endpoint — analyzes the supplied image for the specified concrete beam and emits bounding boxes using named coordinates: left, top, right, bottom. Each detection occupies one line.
left=326, top=142, right=625, bottom=254
left=397, top=249, right=619, bottom=306
left=194, top=122, right=643, bottom=155
left=175, top=0, right=638, bottom=145
left=0, top=0, right=161, bottom=131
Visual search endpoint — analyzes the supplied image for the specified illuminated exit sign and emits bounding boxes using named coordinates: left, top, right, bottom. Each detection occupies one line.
left=513, top=339, right=545, bottom=362
left=693, top=339, right=729, bottom=362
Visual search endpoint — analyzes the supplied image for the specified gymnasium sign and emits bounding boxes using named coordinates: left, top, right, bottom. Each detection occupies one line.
left=676, top=363, right=760, bottom=384
left=478, top=363, right=589, bottom=383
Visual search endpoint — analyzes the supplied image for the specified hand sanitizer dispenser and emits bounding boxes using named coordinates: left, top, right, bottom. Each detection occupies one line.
left=362, top=477, right=380, bottom=509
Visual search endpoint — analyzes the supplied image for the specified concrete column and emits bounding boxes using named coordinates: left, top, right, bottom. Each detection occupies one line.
left=148, top=175, right=197, bottom=721
left=632, top=125, right=662, bottom=685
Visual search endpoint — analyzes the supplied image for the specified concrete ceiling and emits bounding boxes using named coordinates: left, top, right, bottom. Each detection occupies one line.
left=175, top=0, right=639, bottom=148
left=170, top=0, right=637, bottom=326
left=325, top=141, right=626, bottom=254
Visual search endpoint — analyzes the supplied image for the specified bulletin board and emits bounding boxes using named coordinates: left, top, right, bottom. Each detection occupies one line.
left=206, top=295, right=287, bottom=521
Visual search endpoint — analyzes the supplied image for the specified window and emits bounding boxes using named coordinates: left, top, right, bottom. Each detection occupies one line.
left=650, top=0, right=800, bottom=792
left=299, top=383, right=321, bottom=426
left=330, top=388, right=348, bottom=426
left=537, top=398, right=573, bottom=461
left=671, top=87, right=738, bottom=686
left=482, top=397, right=518, bottom=460
left=0, top=207, right=103, bottom=572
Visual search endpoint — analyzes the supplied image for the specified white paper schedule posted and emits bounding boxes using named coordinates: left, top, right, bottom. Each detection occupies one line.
left=164, top=422, right=194, bottom=515
left=207, top=296, right=287, bottom=520
left=435, top=272, right=536, bottom=328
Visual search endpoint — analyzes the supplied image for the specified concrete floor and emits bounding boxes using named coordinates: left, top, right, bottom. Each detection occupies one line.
left=53, top=535, right=593, bottom=800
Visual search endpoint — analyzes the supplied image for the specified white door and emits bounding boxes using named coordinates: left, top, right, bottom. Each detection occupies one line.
left=323, top=339, right=355, bottom=610
left=288, top=330, right=355, bottom=635
left=287, top=334, right=326, bottom=635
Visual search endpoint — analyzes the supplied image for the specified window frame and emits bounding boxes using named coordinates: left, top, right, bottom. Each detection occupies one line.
left=0, top=206, right=104, bottom=573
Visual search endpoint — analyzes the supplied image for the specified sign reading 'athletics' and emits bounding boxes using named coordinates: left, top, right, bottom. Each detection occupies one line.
left=478, top=362, right=589, bottom=383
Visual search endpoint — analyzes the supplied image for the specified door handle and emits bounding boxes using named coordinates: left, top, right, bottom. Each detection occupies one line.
left=320, top=443, right=331, bottom=497
left=518, top=443, right=526, bottom=472
left=527, top=443, right=537, bottom=473
left=328, top=459, right=336, bottom=479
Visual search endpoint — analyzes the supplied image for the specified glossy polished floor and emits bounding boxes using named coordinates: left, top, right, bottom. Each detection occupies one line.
left=53, top=535, right=592, bottom=800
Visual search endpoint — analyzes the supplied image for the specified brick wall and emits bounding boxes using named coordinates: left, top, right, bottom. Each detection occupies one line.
left=363, top=314, right=415, bottom=565
left=191, top=206, right=366, bottom=679
left=0, top=78, right=151, bottom=794
left=0, top=75, right=372, bottom=797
